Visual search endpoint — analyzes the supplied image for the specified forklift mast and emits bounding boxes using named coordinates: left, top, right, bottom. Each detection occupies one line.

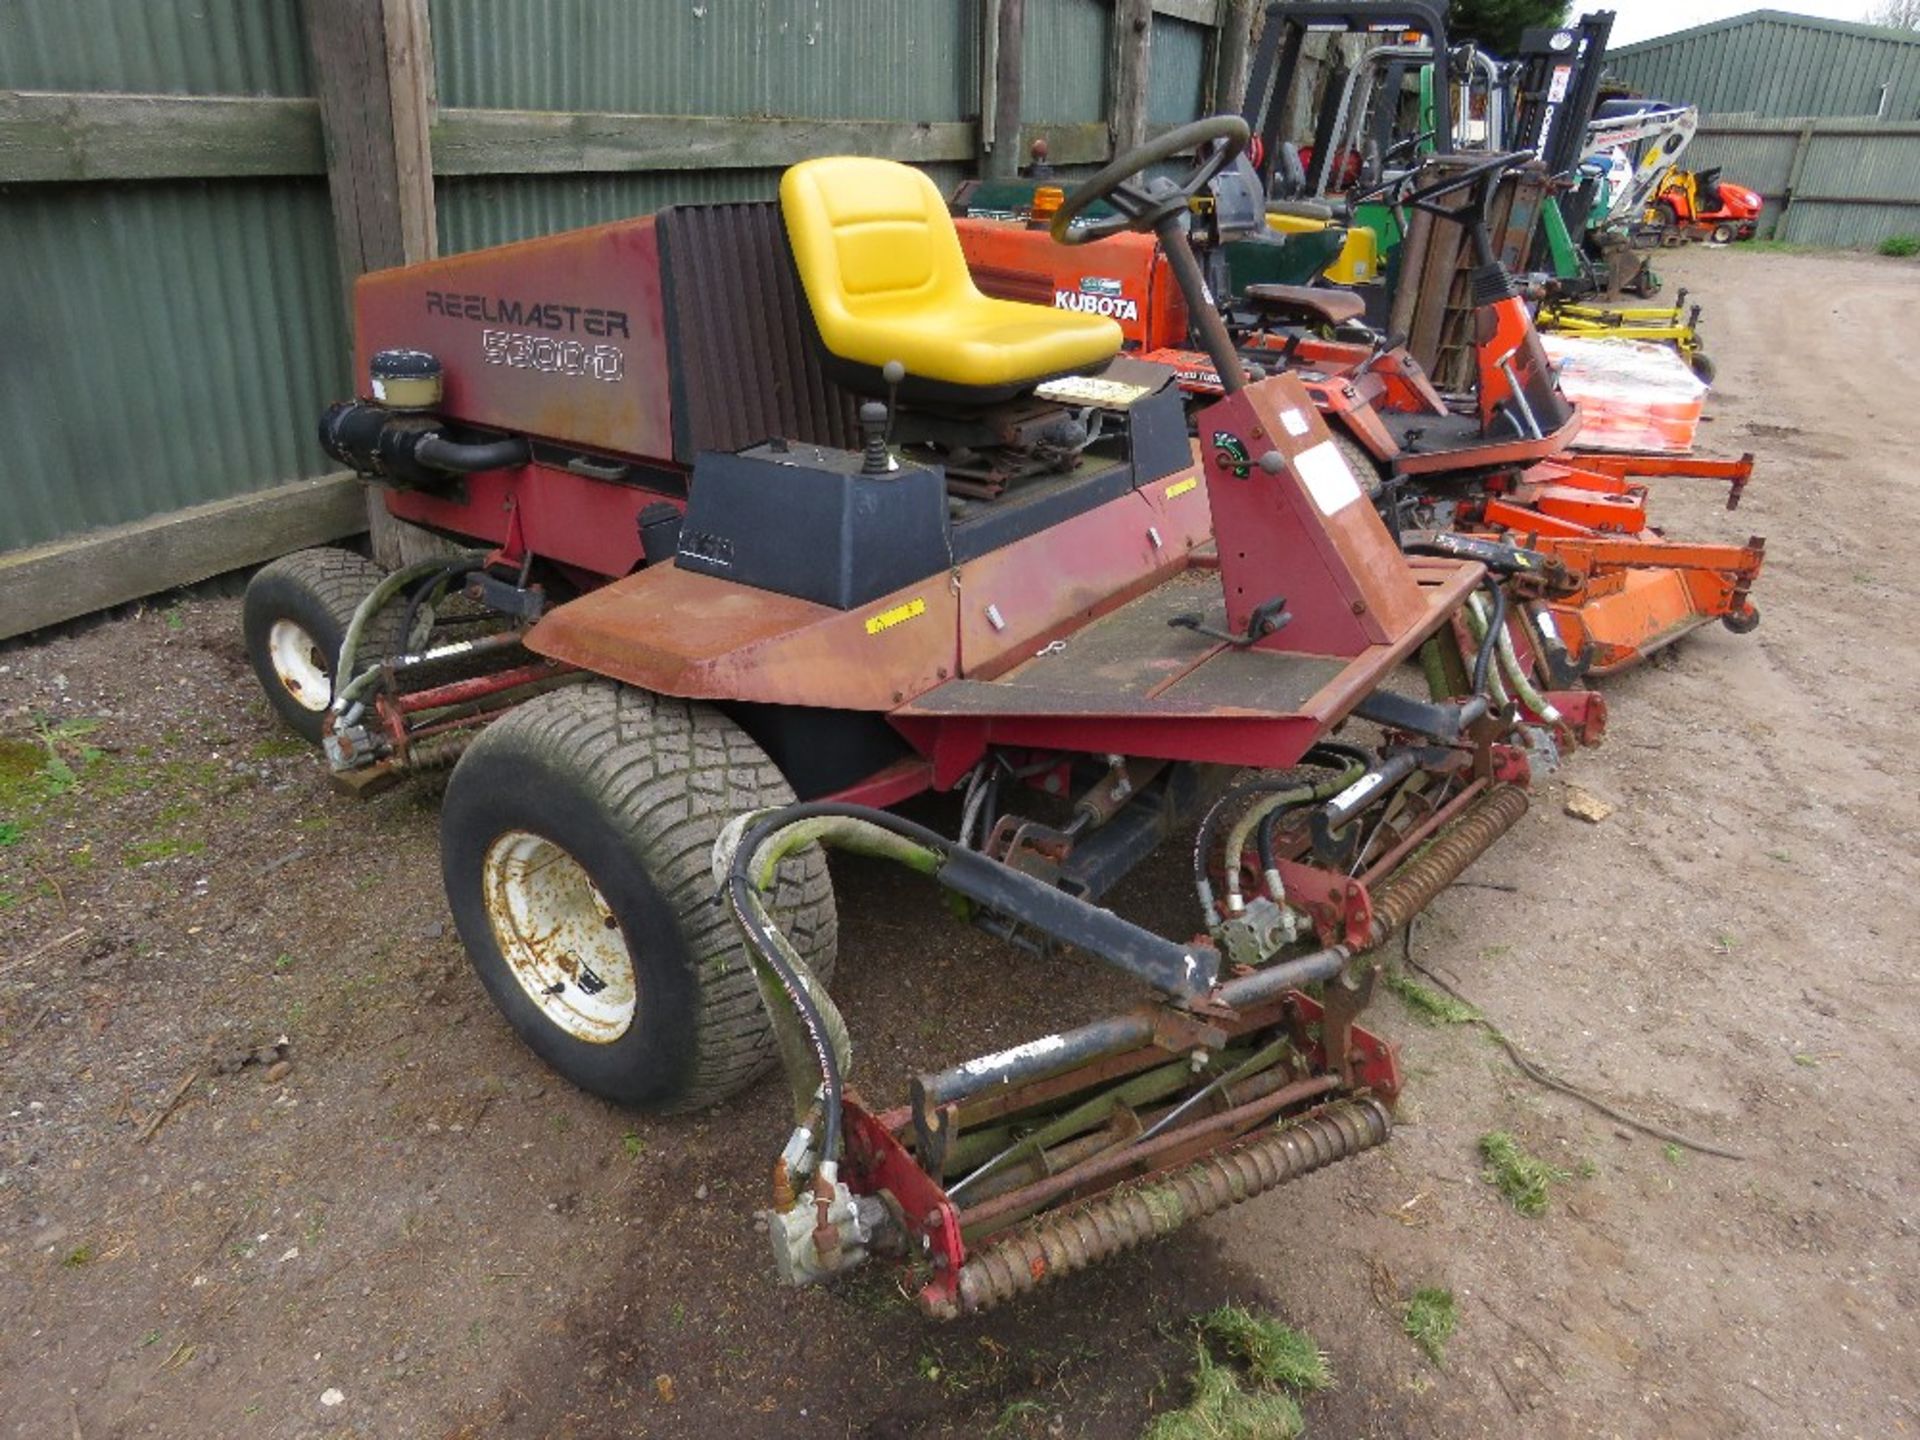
left=1506, top=12, right=1615, bottom=243
left=1241, top=0, right=1453, bottom=197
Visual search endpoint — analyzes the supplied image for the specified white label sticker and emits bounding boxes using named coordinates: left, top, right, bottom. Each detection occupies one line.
left=1291, top=439, right=1363, bottom=515
left=1035, top=375, right=1152, bottom=408
left=1279, top=407, right=1310, bottom=437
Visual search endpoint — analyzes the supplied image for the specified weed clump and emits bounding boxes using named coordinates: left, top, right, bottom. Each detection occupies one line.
left=1198, top=1305, right=1331, bottom=1393
left=1384, top=969, right=1479, bottom=1025
left=1403, top=1286, right=1457, bottom=1365
left=1148, top=1305, right=1330, bottom=1438
left=1879, top=235, right=1919, bottom=258
left=1479, top=1131, right=1568, bottom=1217
left=1144, top=1345, right=1305, bottom=1440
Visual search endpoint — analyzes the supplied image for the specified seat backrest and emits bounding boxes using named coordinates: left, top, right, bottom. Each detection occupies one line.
left=780, top=158, right=977, bottom=349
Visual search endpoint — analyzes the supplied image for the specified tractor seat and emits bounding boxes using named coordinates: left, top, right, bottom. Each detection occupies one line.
left=1242, top=283, right=1366, bottom=329
left=780, top=157, right=1123, bottom=402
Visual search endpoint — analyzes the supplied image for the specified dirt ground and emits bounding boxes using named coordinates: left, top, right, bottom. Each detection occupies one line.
left=3, top=245, right=1917, bottom=1440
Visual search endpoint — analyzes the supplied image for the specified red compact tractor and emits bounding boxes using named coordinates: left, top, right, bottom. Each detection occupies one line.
left=247, top=120, right=1564, bottom=1315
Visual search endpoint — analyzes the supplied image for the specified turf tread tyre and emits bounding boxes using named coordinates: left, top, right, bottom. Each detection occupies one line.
left=243, top=547, right=401, bottom=743
left=1328, top=429, right=1389, bottom=506
left=442, top=682, right=836, bottom=1112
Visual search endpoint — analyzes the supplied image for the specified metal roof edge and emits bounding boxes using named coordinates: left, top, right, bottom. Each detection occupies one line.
left=1610, top=9, right=1920, bottom=55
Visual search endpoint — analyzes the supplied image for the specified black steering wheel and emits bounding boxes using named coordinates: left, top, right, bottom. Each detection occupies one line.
left=1050, top=115, right=1251, bottom=246
left=1348, top=149, right=1529, bottom=216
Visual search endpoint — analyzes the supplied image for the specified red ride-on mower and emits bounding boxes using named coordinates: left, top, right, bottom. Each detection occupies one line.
left=248, top=119, right=1550, bottom=1315
left=1653, top=166, right=1762, bottom=245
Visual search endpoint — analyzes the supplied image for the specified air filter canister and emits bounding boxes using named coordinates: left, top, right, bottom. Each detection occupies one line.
left=370, top=349, right=444, bottom=411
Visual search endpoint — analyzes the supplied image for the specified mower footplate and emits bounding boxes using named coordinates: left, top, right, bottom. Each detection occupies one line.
left=894, top=555, right=1480, bottom=774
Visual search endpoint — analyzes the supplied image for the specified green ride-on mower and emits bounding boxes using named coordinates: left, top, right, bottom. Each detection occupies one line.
left=245, top=117, right=1542, bottom=1317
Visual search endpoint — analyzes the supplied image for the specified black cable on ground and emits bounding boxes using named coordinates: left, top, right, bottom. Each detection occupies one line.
left=1399, top=921, right=1748, bottom=1161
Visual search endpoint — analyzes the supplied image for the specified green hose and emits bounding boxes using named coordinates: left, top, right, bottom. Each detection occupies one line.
left=1468, top=591, right=1561, bottom=724
left=1463, top=593, right=1511, bottom=711
left=1220, top=761, right=1366, bottom=913
left=332, top=554, right=487, bottom=710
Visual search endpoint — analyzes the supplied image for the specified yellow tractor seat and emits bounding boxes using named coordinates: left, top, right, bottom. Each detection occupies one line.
left=779, top=157, right=1123, bottom=401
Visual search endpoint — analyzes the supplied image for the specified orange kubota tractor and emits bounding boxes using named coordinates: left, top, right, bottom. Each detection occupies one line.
left=953, top=146, right=1764, bottom=679
left=247, top=119, right=1574, bottom=1316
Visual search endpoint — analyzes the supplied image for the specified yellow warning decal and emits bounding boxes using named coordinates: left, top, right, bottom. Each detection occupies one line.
left=865, top=597, right=927, bottom=636
left=1164, top=477, right=1199, bottom=500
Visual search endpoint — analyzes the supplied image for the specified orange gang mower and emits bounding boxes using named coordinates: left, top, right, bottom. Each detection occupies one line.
left=245, top=118, right=1562, bottom=1314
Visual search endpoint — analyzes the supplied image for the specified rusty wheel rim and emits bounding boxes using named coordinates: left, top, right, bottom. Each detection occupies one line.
left=266, top=619, right=332, bottom=712
left=481, top=830, right=639, bottom=1044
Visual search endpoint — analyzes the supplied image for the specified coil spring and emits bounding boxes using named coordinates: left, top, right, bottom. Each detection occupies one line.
left=1368, top=784, right=1529, bottom=942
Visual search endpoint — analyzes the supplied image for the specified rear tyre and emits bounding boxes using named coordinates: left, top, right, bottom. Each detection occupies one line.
left=243, top=547, right=394, bottom=743
left=440, top=682, right=837, bottom=1112
left=1687, top=350, right=1717, bottom=384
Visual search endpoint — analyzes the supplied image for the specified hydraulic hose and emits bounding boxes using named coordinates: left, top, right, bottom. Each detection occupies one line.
left=1219, top=760, right=1366, bottom=913
left=397, top=557, right=474, bottom=656
left=1464, top=591, right=1517, bottom=713
left=414, top=433, right=532, bottom=474
left=1468, top=578, right=1507, bottom=697
left=1188, top=747, right=1368, bottom=919
left=1480, top=597, right=1562, bottom=725
left=331, top=554, right=487, bottom=714
left=725, top=803, right=955, bottom=1168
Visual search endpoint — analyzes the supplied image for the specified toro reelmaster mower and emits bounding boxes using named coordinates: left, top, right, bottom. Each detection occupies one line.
left=247, top=119, right=1551, bottom=1315
left=952, top=140, right=1764, bottom=681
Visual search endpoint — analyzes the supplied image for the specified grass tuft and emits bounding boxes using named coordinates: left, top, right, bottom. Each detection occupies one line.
left=1879, top=235, right=1920, bottom=258
left=1384, top=969, right=1479, bottom=1025
left=1403, top=1287, right=1457, bottom=1366
left=1479, top=1131, right=1568, bottom=1217
left=1198, top=1306, right=1331, bottom=1393
left=1144, top=1344, right=1305, bottom=1440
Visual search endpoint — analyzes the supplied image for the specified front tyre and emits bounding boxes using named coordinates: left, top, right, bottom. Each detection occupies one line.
left=243, top=547, right=392, bottom=743
left=440, top=683, right=837, bottom=1111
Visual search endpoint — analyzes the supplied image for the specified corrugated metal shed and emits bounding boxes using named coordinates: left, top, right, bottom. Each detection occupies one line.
left=0, top=0, right=312, bottom=96
left=1149, top=16, right=1212, bottom=128
left=0, top=0, right=346, bottom=554
left=0, top=179, right=349, bottom=552
left=431, top=0, right=977, bottom=121
left=1608, top=10, right=1920, bottom=120
left=1021, top=0, right=1112, bottom=123
left=439, top=162, right=973, bottom=252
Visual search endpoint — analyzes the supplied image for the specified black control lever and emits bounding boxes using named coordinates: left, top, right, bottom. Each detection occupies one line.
left=1170, top=594, right=1291, bottom=648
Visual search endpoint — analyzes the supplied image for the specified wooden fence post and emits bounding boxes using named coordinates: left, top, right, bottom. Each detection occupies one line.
left=302, top=0, right=443, bottom=567
left=1210, top=0, right=1255, bottom=116
left=1111, top=0, right=1154, bottom=155
left=980, top=0, right=1028, bottom=178
left=1778, top=122, right=1816, bottom=241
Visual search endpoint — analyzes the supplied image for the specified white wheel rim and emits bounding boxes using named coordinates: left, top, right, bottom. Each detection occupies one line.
left=267, top=619, right=333, bottom=713
left=481, top=830, right=639, bottom=1044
